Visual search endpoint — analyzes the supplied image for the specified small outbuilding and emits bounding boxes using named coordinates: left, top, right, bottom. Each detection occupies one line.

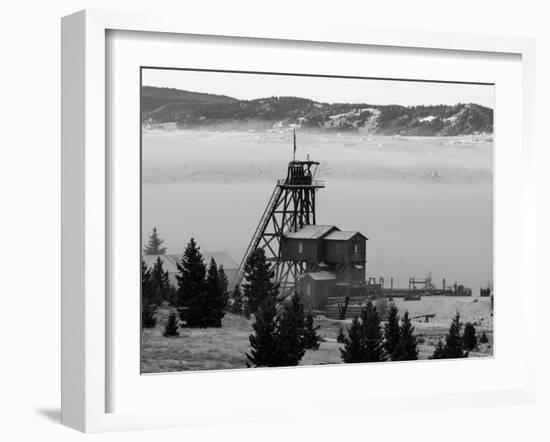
left=298, top=271, right=337, bottom=310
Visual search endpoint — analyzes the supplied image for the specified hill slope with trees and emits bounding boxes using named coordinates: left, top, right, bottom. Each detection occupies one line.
left=142, top=86, right=493, bottom=136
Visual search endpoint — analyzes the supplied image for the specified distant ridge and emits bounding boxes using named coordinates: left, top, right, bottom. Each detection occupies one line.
left=141, top=86, right=493, bottom=136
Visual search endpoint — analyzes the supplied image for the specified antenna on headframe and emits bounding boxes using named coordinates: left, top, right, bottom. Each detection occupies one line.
left=293, top=128, right=296, bottom=162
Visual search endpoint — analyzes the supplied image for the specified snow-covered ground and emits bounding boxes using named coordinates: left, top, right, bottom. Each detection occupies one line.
left=142, top=300, right=493, bottom=373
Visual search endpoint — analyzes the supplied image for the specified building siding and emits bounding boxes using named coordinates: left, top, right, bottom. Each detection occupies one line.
left=323, top=233, right=366, bottom=264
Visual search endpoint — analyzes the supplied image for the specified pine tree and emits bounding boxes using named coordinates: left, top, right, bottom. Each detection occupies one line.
left=144, top=227, right=167, bottom=255
left=303, top=312, right=322, bottom=350
left=150, top=256, right=171, bottom=305
left=217, top=265, right=229, bottom=311
left=430, top=313, right=469, bottom=359
left=430, top=340, right=446, bottom=359
left=384, top=303, right=400, bottom=358
left=167, top=285, right=178, bottom=307
left=141, top=260, right=154, bottom=305
left=336, top=327, right=346, bottom=344
left=392, top=311, right=418, bottom=361
left=176, top=238, right=207, bottom=327
left=243, top=299, right=251, bottom=319
left=444, top=313, right=469, bottom=358
left=360, top=301, right=386, bottom=362
left=340, top=316, right=366, bottom=363
left=463, top=322, right=478, bottom=351
left=375, top=296, right=390, bottom=321
left=141, top=260, right=157, bottom=328
left=142, top=302, right=157, bottom=329
left=246, top=297, right=279, bottom=367
left=275, top=293, right=307, bottom=365
left=242, top=248, right=279, bottom=314
left=230, top=285, right=244, bottom=315
left=204, top=258, right=225, bottom=327
left=162, top=312, right=179, bottom=337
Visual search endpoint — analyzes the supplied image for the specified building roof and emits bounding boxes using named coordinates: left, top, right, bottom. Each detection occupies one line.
left=303, top=271, right=337, bottom=281
left=142, top=252, right=238, bottom=273
left=142, top=254, right=180, bottom=273
left=324, top=230, right=368, bottom=241
left=200, top=252, right=239, bottom=270
left=283, top=225, right=338, bottom=240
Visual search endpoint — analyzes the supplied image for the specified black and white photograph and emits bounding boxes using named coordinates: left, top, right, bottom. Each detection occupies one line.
left=140, top=68, right=494, bottom=373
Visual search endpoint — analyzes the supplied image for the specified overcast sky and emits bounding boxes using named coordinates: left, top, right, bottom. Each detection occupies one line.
left=142, top=68, right=494, bottom=108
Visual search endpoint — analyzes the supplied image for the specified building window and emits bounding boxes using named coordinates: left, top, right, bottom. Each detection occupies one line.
left=336, top=244, right=341, bottom=255
left=306, top=283, right=312, bottom=296
left=298, top=242, right=303, bottom=254
left=354, top=243, right=358, bottom=254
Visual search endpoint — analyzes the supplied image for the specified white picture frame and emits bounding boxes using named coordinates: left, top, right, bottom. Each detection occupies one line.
left=61, top=9, right=537, bottom=433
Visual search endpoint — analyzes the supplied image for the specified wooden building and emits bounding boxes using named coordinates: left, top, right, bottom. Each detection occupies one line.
left=280, top=224, right=368, bottom=310
left=280, top=225, right=338, bottom=263
left=299, top=271, right=337, bottom=310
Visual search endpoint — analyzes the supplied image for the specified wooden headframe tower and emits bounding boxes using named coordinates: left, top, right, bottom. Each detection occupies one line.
left=233, top=131, right=325, bottom=296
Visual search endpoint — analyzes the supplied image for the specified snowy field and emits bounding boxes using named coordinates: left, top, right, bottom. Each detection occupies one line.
left=142, top=129, right=493, bottom=291
left=142, top=297, right=493, bottom=373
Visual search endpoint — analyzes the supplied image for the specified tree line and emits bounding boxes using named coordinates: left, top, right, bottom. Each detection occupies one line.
left=339, top=301, right=418, bottom=363
left=141, top=229, right=229, bottom=333
left=141, top=231, right=322, bottom=358
left=339, top=303, right=480, bottom=362
left=142, top=227, right=484, bottom=364
left=244, top=245, right=482, bottom=365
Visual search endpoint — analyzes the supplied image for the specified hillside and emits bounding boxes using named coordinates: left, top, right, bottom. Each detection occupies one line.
left=141, top=86, right=493, bottom=136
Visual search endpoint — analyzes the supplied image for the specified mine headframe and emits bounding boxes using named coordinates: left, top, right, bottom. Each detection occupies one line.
left=233, top=133, right=325, bottom=297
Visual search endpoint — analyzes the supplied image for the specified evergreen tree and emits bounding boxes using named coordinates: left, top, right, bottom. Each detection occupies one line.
left=430, top=340, right=446, bottom=359
left=162, top=312, right=179, bottom=337
left=141, top=303, right=157, bottom=329
left=340, top=316, right=367, bottom=363
left=217, top=265, right=229, bottom=311
left=204, top=258, right=225, bottom=327
left=243, top=299, right=251, bottom=319
left=463, top=322, right=478, bottom=351
left=444, top=313, right=469, bottom=358
left=384, top=303, right=400, bottom=358
left=430, top=313, right=469, bottom=359
left=176, top=238, right=207, bottom=327
left=150, top=256, right=171, bottom=305
left=275, top=293, right=307, bottom=365
left=141, top=260, right=157, bottom=328
left=144, top=227, right=167, bottom=255
left=303, top=312, right=322, bottom=350
left=479, top=332, right=489, bottom=344
left=360, top=301, right=386, bottom=362
left=141, top=260, right=154, bottom=305
left=336, top=327, right=346, bottom=344
left=375, top=296, right=390, bottom=321
left=392, top=311, right=418, bottom=361
left=246, top=297, right=279, bottom=367
left=242, top=248, right=279, bottom=314
left=230, top=285, right=243, bottom=315
left=166, top=285, right=178, bottom=307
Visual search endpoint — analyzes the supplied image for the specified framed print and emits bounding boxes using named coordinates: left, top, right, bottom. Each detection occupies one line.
left=139, top=68, right=495, bottom=373
left=61, top=9, right=537, bottom=432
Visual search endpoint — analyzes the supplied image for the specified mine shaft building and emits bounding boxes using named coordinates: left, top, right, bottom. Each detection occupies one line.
left=233, top=131, right=369, bottom=308
left=280, top=224, right=368, bottom=310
